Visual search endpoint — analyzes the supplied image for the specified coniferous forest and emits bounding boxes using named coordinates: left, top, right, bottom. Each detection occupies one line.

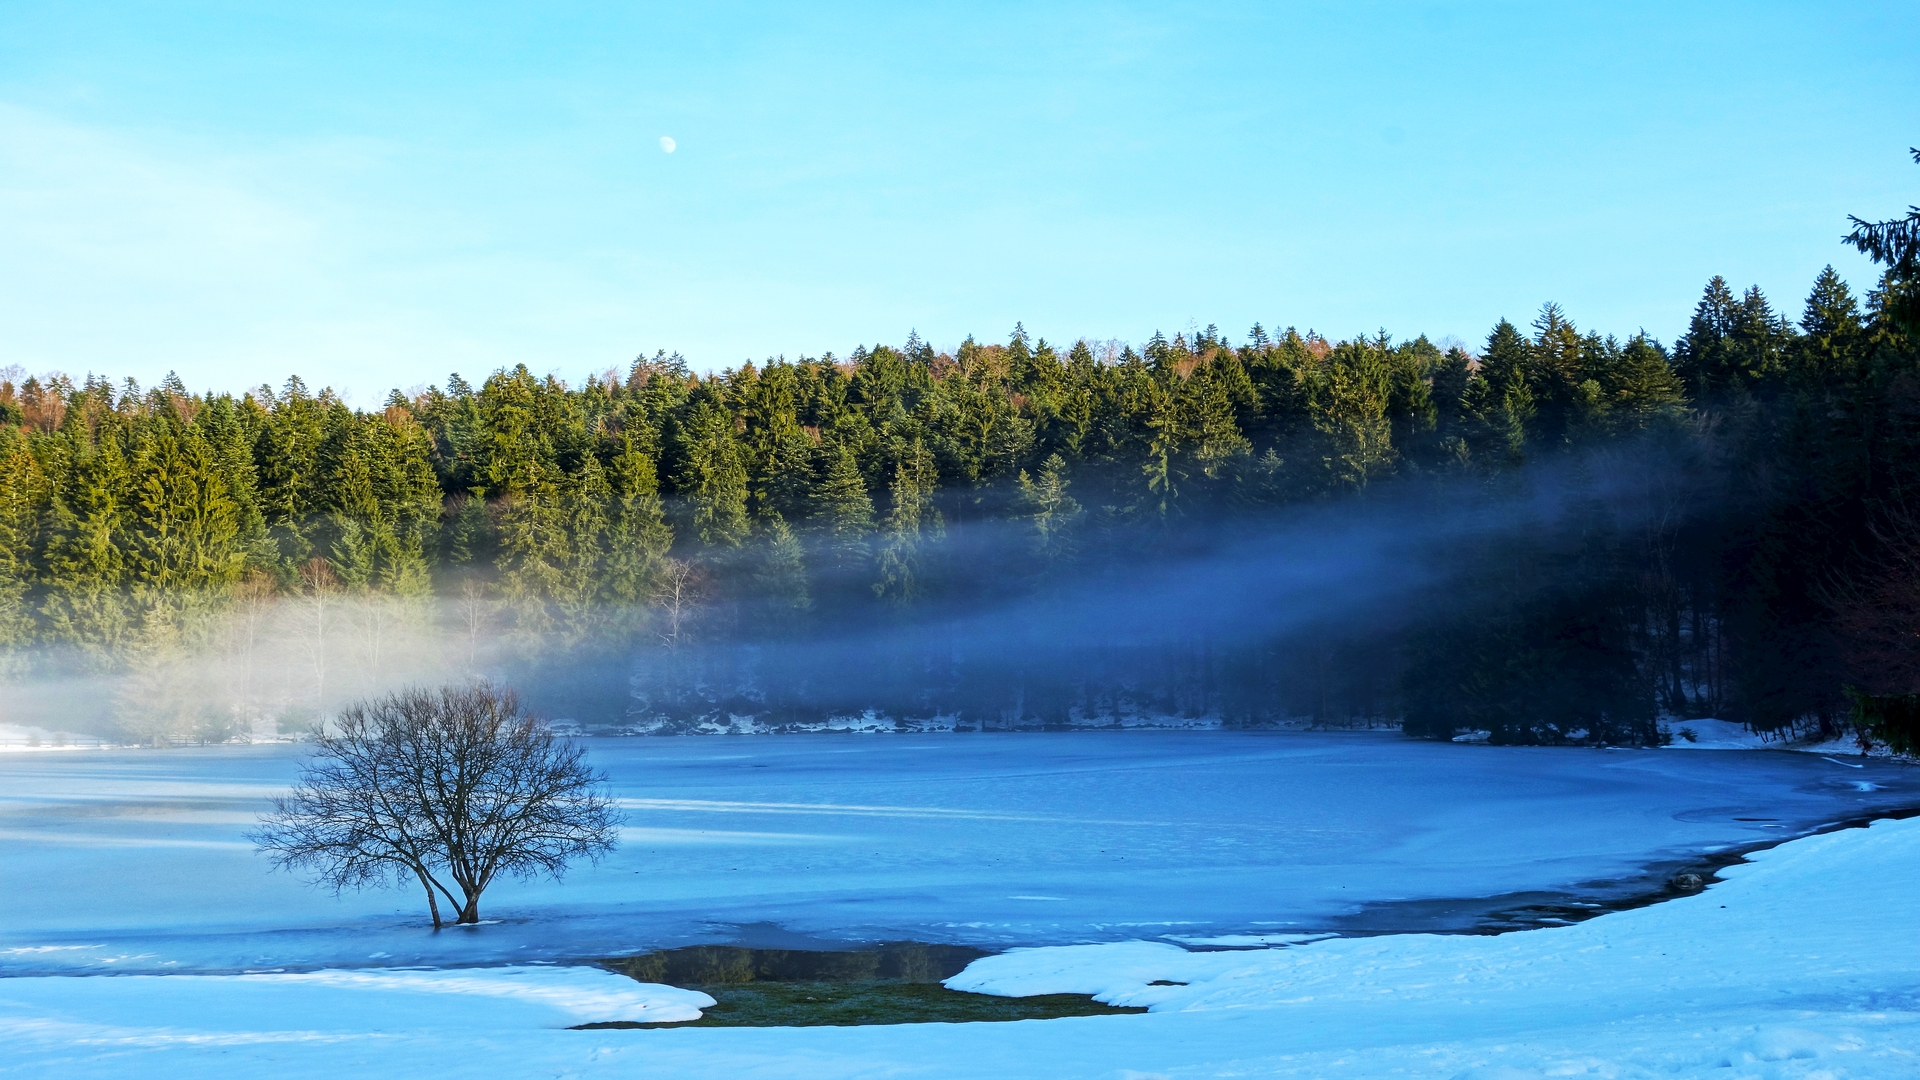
left=3, top=242, right=1918, bottom=745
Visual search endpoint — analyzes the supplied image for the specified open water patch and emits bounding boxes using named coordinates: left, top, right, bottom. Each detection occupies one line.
left=590, top=942, right=1143, bottom=1027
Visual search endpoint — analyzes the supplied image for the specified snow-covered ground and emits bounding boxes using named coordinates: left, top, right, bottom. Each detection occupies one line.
left=0, top=722, right=112, bottom=751
left=2, top=732, right=1913, bottom=974
left=1661, top=717, right=1775, bottom=750
left=3, top=814, right=1915, bottom=1078
left=1660, top=717, right=1917, bottom=761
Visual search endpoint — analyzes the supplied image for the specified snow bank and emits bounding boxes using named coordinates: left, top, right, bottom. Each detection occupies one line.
left=265, top=967, right=713, bottom=1023
left=1663, top=717, right=1780, bottom=750
left=1662, top=718, right=1915, bottom=762
left=0, top=965, right=710, bottom=1046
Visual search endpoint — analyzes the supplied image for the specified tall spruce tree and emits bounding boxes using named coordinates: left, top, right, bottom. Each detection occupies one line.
left=495, top=458, right=569, bottom=639
left=873, top=439, right=941, bottom=604
left=125, top=418, right=246, bottom=631
left=677, top=400, right=751, bottom=548
left=40, top=420, right=134, bottom=655
left=1843, top=147, right=1920, bottom=334
left=812, top=442, right=874, bottom=581
left=1018, top=452, right=1082, bottom=573
left=753, top=512, right=812, bottom=629
left=0, top=435, right=46, bottom=650
left=1794, top=266, right=1866, bottom=386
left=604, top=436, right=673, bottom=608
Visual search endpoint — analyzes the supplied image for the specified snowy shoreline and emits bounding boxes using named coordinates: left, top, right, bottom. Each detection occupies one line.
left=5, top=814, right=1917, bottom=1078
left=6, top=714, right=1906, bottom=760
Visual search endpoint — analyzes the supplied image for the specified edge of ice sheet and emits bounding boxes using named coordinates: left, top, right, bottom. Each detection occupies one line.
left=946, top=813, right=1920, bottom=1017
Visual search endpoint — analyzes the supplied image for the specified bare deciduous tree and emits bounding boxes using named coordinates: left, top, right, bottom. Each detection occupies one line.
left=251, top=682, right=621, bottom=927
left=227, top=569, right=278, bottom=730
left=1823, top=495, right=1920, bottom=696
left=293, top=557, right=341, bottom=712
left=650, top=557, right=706, bottom=651
left=454, top=577, right=494, bottom=675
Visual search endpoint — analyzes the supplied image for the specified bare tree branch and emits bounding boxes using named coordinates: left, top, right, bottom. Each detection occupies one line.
left=249, top=681, right=621, bottom=927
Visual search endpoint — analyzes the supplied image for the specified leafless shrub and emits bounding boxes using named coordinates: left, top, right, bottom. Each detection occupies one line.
left=1822, top=495, right=1920, bottom=696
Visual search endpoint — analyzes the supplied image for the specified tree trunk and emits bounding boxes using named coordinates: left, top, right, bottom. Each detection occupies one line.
left=457, top=894, right=481, bottom=924
left=416, top=868, right=443, bottom=929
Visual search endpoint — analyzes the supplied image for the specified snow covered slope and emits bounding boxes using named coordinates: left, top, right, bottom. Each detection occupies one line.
left=1664, top=717, right=1782, bottom=750
left=2, top=815, right=1915, bottom=1078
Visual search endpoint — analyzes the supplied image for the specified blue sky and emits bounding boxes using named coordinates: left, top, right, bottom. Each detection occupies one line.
left=1, top=2, right=1915, bottom=403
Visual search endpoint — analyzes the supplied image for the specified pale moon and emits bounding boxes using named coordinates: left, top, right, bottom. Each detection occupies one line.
left=659, top=136, right=676, bottom=154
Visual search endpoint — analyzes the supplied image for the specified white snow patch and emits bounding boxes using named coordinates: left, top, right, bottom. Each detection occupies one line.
left=265, top=966, right=713, bottom=1023
left=1662, top=717, right=1776, bottom=749
left=0, top=965, right=710, bottom=1045
left=0, top=723, right=102, bottom=752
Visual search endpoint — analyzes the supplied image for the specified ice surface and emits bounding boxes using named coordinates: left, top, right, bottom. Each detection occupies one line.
left=1, top=731, right=1914, bottom=974
left=3, top=815, right=1916, bottom=1078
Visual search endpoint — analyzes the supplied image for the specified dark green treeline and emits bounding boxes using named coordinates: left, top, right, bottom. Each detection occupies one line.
left=1, top=265, right=1917, bottom=745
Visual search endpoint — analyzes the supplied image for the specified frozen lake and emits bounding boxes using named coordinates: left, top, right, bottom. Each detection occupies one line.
left=1, top=731, right=1913, bottom=975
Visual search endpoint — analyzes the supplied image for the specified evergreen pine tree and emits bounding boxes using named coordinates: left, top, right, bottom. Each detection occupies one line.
left=1794, top=266, right=1865, bottom=386
left=1612, top=333, right=1686, bottom=427
left=322, top=422, right=380, bottom=591
left=125, top=418, right=246, bottom=635
left=1498, top=376, right=1536, bottom=462
left=40, top=420, right=134, bottom=654
left=444, top=490, right=491, bottom=567
left=1529, top=304, right=1584, bottom=441
left=1018, top=452, right=1082, bottom=572
left=812, top=443, right=874, bottom=580
left=1843, top=147, right=1920, bottom=334
left=1141, top=381, right=1181, bottom=517
left=1430, top=346, right=1473, bottom=436
left=254, top=376, right=327, bottom=571
left=677, top=401, right=751, bottom=548
left=1673, top=277, right=1740, bottom=397
left=1189, top=367, right=1252, bottom=483
left=873, top=440, right=941, bottom=604
left=553, top=454, right=611, bottom=640
left=753, top=511, right=812, bottom=628
left=1479, top=319, right=1532, bottom=404
left=495, top=458, right=569, bottom=639
left=370, top=407, right=441, bottom=596
left=1727, top=285, right=1793, bottom=389
left=604, top=436, right=673, bottom=608
left=0, top=436, right=47, bottom=650
left=202, top=395, right=272, bottom=572
left=760, top=429, right=819, bottom=524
